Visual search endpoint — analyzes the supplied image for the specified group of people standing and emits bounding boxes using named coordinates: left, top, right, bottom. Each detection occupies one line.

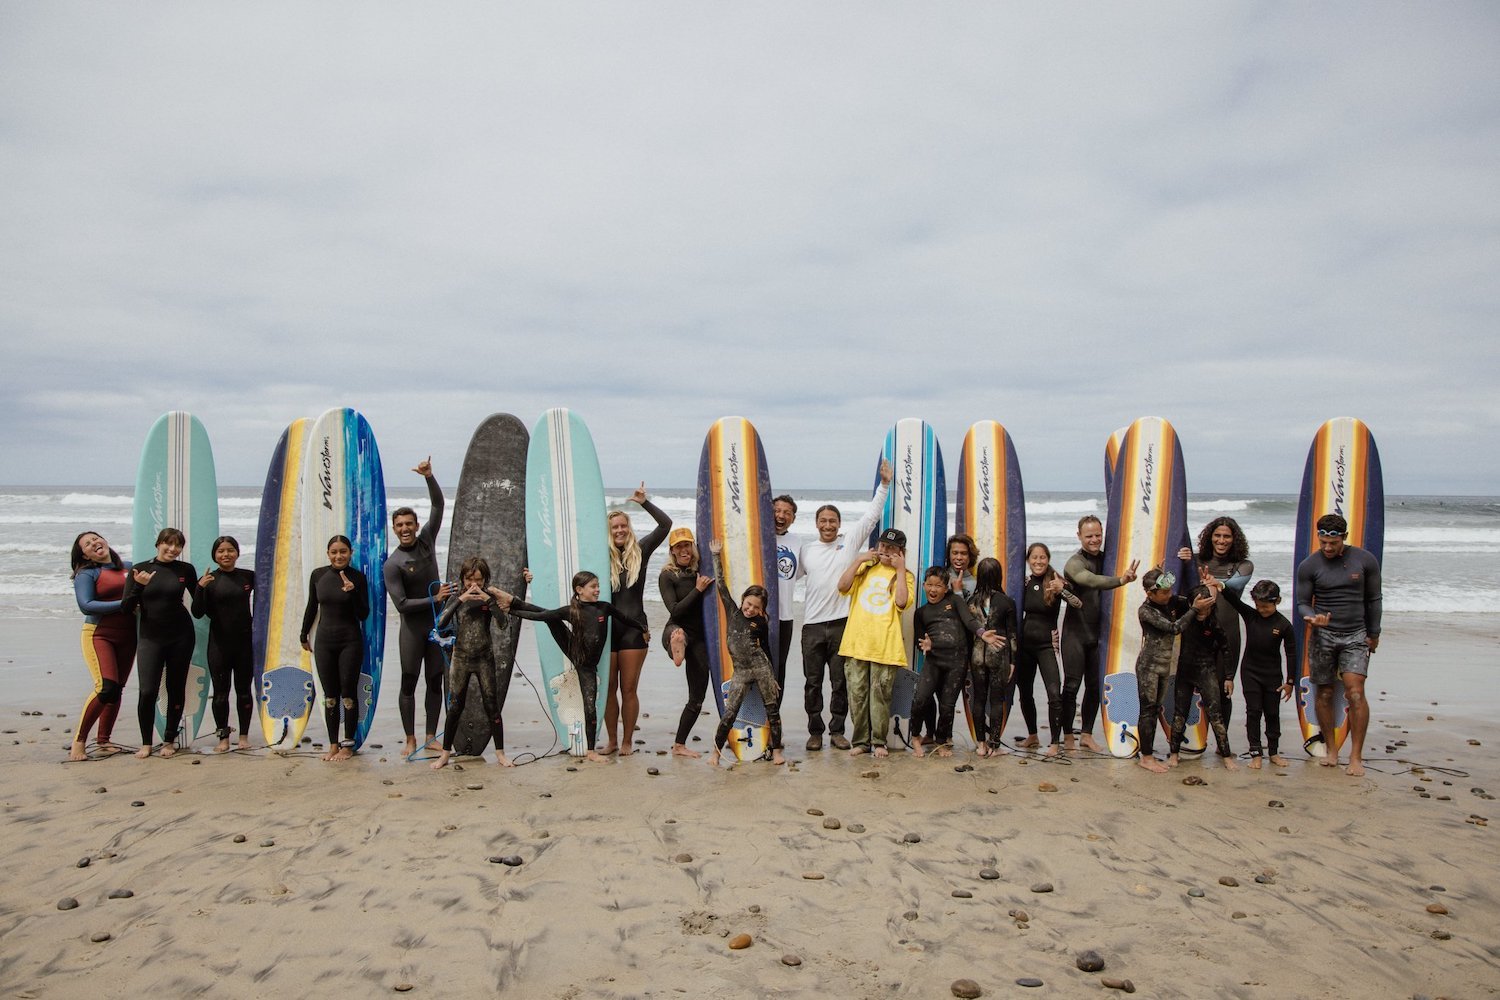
left=67, top=465, right=1383, bottom=778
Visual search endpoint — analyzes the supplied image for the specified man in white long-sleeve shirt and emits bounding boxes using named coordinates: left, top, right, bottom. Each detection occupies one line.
left=794, top=459, right=892, bottom=751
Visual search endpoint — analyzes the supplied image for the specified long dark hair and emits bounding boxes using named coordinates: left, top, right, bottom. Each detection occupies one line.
left=69, top=532, right=122, bottom=579
left=1194, top=517, right=1250, bottom=564
left=973, top=557, right=1005, bottom=605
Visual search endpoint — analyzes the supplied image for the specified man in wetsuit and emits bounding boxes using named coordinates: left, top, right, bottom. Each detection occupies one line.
left=1061, top=515, right=1138, bottom=752
left=1296, top=513, right=1382, bottom=777
left=382, top=457, right=450, bottom=757
left=771, top=493, right=803, bottom=713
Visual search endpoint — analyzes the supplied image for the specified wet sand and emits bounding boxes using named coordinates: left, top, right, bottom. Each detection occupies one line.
left=1, top=611, right=1496, bottom=998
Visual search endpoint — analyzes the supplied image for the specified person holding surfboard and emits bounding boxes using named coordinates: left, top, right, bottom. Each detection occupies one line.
left=794, top=459, right=892, bottom=752
left=837, top=527, right=915, bottom=759
left=1178, top=517, right=1254, bottom=731
left=1061, top=515, right=1138, bottom=753
left=191, top=536, right=256, bottom=753
left=383, top=457, right=450, bottom=758
left=659, top=527, right=713, bottom=759
left=300, top=535, right=371, bottom=762
left=1296, top=513, right=1382, bottom=777
left=70, top=531, right=136, bottom=760
left=602, top=483, right=671, bottom=757
left=121, top=527, right=200, bottom=759
left=499, top=571, right=643, bottom=764
left=705, top=539, right=786, bottom=767
left=771, top=494, right=803, bottom=710
left=430, top=556, right=514, bottom=770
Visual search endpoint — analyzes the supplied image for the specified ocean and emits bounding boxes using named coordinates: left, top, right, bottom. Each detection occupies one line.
left=3, top=485, right=1494, bottom=619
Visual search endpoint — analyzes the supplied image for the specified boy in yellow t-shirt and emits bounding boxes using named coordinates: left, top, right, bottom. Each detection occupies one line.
left=836, top=528, right=916, bottom=758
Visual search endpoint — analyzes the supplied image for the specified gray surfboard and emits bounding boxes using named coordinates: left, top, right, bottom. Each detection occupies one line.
left=446, top=413, right=529, bottom=756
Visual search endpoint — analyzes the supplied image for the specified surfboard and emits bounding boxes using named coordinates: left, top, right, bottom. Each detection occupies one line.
left=301, top=408, right=387, bottom=750
left=1104, top=426, right=1127, bottom=501
left=133, top=411, right=218, bottom=747
left=253, top=419, right=315, bottom=751
left=696, top=416, right=778, bottom=761
left=525, top=408, right=611, bottom=756
left=447, top=414, right=529, bottom=757
left=871, top=418, right=947, bottom=731
left=1293, top=417, right=1384, bottom=757
left=954, top=420, right=1026, bottom=744
left=1097, top=417, right=1199, bottom=758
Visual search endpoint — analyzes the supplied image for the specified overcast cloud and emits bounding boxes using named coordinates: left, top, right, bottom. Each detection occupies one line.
left=2, top=3, right=1496, bottom=494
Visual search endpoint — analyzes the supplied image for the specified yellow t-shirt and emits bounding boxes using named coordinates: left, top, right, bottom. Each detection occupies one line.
left=838, top=563, right=915, bottom=667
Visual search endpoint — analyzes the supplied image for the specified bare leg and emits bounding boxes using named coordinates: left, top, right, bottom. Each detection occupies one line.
left=615, top=648, right=647, bottom=757
left=1314, top=683, right=1339, bottom=766
left=1343, top=672, right=1368, bottom=776
left=600, top=654, right=622, bottom=754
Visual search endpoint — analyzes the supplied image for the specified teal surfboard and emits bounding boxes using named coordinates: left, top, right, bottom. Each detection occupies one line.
left=133, top=411, right=218, bottom=747
left=525, top=408, right=611, bottom=756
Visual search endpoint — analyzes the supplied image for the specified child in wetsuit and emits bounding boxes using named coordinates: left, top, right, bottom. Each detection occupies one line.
left=1134, top=568, right=1215, bottom=773
left=431, top=556, right=514, bottom=771
left=1232, top=579, right=1297, bottom=769
left=912, top=563, right=1006, bottom=758
left=1168, top=582, right=1237, bottom=770
left=706, top=540, right=786, bottom=767
left=963, top=557, right=1020, bottom=758
left=501, top=570, right=642, bottom=764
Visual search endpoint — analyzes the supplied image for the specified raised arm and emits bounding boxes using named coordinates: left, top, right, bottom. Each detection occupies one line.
left=633, top=488, right=673, bottom=560
left=1064, top=551, right=1128, bottom=591
left=419, top=464, right=444, bottom=544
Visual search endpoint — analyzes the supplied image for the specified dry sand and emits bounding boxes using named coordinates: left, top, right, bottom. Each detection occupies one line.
left=1, top=610, right=1497, bottom=998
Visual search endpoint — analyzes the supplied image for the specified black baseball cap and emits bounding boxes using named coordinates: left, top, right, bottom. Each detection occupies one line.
left=878, top=527, right=906, bottom=550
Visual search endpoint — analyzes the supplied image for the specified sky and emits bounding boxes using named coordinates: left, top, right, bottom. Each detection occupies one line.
left=2, top=3, right=1497, bottom=495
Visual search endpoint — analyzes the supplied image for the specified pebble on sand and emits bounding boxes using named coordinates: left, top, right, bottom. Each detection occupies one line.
left=1232, top=911, right=1247, bottom=919
left=1101, top=977, right=1136, bottom=993
left=950, top=979, right=982, bottom=998
left=807, top=808, right=824, bottom=816
left=1008, top=909, right=1029, bottom=922
left=645, top=767, right=660, bottom=775
left=464, top=783, right=483, bottom=791
left=1268, top=800, right=1284, bottom=808
left=501, top=856, right=523, bottom=867
left=728, top=933, right=753, bottom=950
left=781, top=953, right=802, bottom=967
left=259, top=840, right=275, bottom=848
left=861, top=770, right=880, bottom=779
left=1016, top=977, right=1044, bottom=988
left=393, top=984, right=414, bottom=993
left=1431, top=930, right=1452, bottom=940
left=107, top=889, right=133, bottom=899
left=903, top=910, right=919, bottom=921
left=1038, top=782, right=1057, bottom=792
left=979, top=868, right=1000, bottom=880
left=94, top=787, right=106, bottom=793
left=90, top=932, right=112, bottom=943
left=903, top=832, right=922, bottom=844
left=232, top=834, right=247, bottom=843
left=1426, top=903, right=1449, bottom=915
left=1254, top=874, right=1274, bottom=884
left=57, top=898, right=78, bottom=911
left=1030, top=882, right=1053, bottom=894
left=1181, top=776, right=1206, bottom=786
left=674, top=853, right=693, bottom=864
left=1075, top=950, right=1105, bottom=972
left=131, top=800, right=145, bottom=807
left=1187, top=888, right=1206, bottom=898
left=802, top=872, right=825, bottom=880
left=847, top=823, right=866, bottom=833
left=76, top=857, right=90, bottom=869
left=1218, top=876, right=1240, bottom=887
left=952, top=889, right=973, bottom=899
left=822, top=818, right=841, bottom=830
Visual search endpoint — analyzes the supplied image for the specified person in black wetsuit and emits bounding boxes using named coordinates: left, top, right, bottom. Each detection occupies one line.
left=301, top=535, right=370, bottom=762
left=1006, top=543, right=1081, bottom=755
left=603, top=482, right=671, bottom=756
left=121, top=528, right=199, bottom=759
left=501, top=571, right=643, bottom=764
left=659, top=526, right=712, bottom=759
left=431, top=556, right=514, bottom=770
left=1178, top=516, right=1254, bottom=732
left=961, top=558, right=1020, bottom=758
left=1231, top=579, right=1297, bottom=769
left=706, top=540, right=785, bottom=767
left=382, top=457, right=450, bottom=757
left=911, top=533, right=979, bottom=745
left=1167, top=583, right=1238, bottom=771
left=1061, top=515, right=1138, bottom=752
left=911, top=564, right=1002, bottom=758
left=70, top=531, right=136, bottom=761
left=191, top=535, right=255, bottom=753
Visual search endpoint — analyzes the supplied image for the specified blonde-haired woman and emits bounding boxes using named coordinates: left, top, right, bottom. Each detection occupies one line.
left=601, top=482, right=671, bottom=756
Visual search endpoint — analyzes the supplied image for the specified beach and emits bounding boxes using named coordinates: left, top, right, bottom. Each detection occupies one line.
left=2, top=608, right=1497, bottom=999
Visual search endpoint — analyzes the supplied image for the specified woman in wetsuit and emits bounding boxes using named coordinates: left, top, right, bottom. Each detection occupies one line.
left=70, top=531, right=136, bottom=760
left=502, top=570, right=644, bottom=764
left=121, top=527, right=199, bottom=758
left=1178, top=516, right=1253, bottom=730
left=300, top=535, right=370, bottom=762
left=1008, top=543, right=1081, bottom=756
left=658, top=527, right=712, bottom=759
left=965, top=557, right=1019, bottom=758
left=602, top=483, right=671, bottom=756
left=191, top=535, right=255, bottom=753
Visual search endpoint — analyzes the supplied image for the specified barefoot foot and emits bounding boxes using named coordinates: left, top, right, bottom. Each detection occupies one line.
left=1063, top=735, right=1077, bottom=752
left=671, top=743, right=702, bottom=759
left=669, top=629, right=686, bottom=667
left=912, top=736, right=925, bottom=759
left=1221, top=755, right=1238, bottom=771
left=934, top=744, right=953, bottom=758
left=1249, top=756, right=1263, bottom=770
left=976, top=742, right=991, bottom=758
left=585, top=750, right=610, bottom=763
left=1166, top=753, right=1180, bottom=769
left=215, top=739, right=231, bottom=754
left=771, top=750, right=786, bottom=765
left=1044, top=744, right=1060, bottom=758
left=333, top=746, right=354, bottom=762
left=1345, top=759, right=1365, bottom=777
left=1017, top=735, right=1040, bottom=749
left=1270, top=754, right=1289, bottom=767
left=403, top=737, right=417, bottom=756
left=1137, top=755, right=1167, bottom=773
left=849, top=745, right=869, bottom=757
left=431, top=750, right=451, bottom=770
left=1080, top=733, right=1101, bottom=752
left=708, top=749, right=722, bottom=767
left=69, top=742, right=89, bottom=762
left=495, top=752, right=515, bottom=768
left=159, top=743, right=177, bottom=758
left=873, top=745, right=889, bottom=759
